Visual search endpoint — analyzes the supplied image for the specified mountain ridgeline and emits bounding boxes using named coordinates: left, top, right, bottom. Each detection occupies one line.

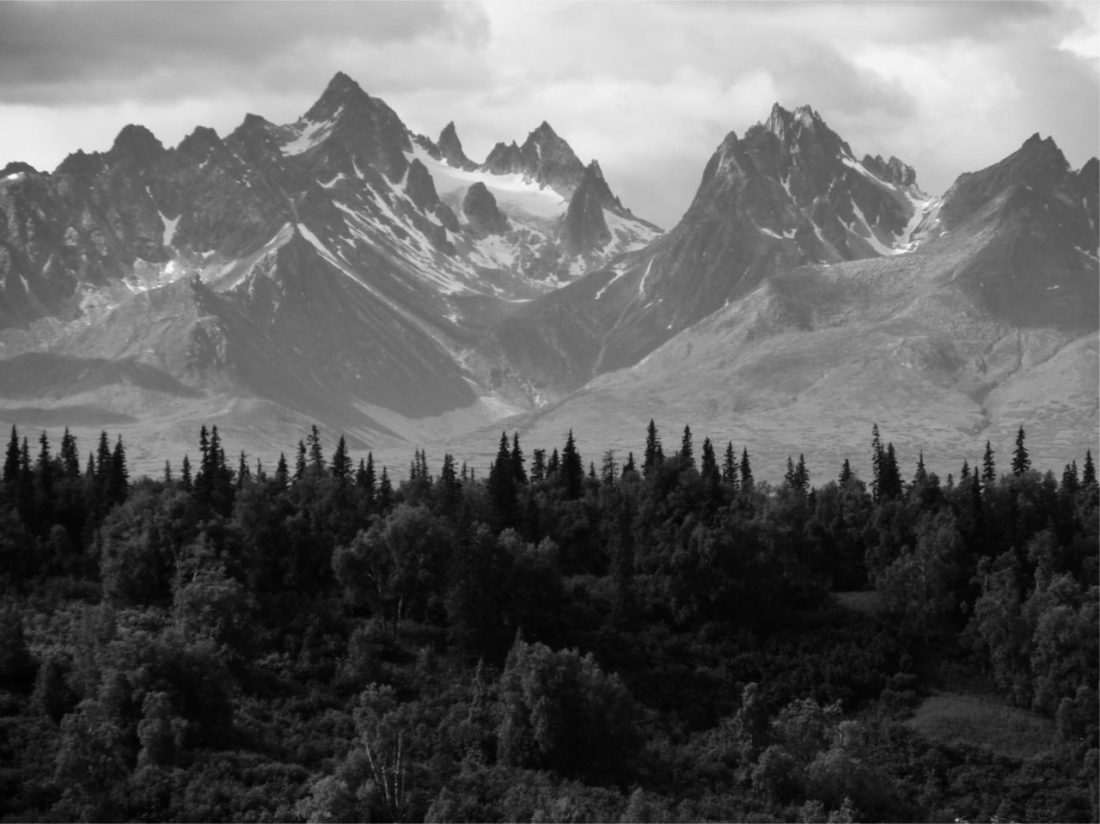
left=0, top=72, right=1096, bottom=477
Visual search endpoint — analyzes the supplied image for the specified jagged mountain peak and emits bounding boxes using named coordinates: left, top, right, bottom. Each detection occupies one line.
left=176, top=125, right=223, bottom=159
left=108, top=124, right=165, bottom=165
left=1, top=161, right=38, bottom=178
left=438, top=121, right=476, bottom=170
left=941, top=131, right=1079, bottom=229
left=306, top=71, right=372, bottom=120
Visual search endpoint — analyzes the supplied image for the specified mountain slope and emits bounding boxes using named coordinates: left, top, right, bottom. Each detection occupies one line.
left=0, top=73, right=661, bottom=467
left=504, top=131, right=1098, bottom=478
left=492, top=103, right=938, bottom=392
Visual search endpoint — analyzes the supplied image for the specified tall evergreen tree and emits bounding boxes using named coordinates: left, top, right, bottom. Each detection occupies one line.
left=1011, top=426, right=1030, bottom=476
left=59, top=427, right=80, bottom=478
left=307, top=425, right=325, bottom=473
left=982, top=440, right=996, bottom=485
left=1083, top=450, right=1096, bottom=487
left=511, top=433, right=527, bottom=486
left=560, top=430, right=584, bottom=499
left=331, top=436, right=352, bottom=483
left=271, top=453, right=286, bottom=487
left=680, top=425, right=695, bottom=468
left=181, top=454, right=193, bottom=491
left=547, top=448, right=560, bottom=478
left=377, top=467, right=394, bottom=512
left=357, top=453, right=376, bottom=503
left=106, top=436, right=128, bottom=506
left=700, top=437, right=719, bottom=484
left=740, top=447, right=754, bottom=491
left=839, top=458, right=853, bottom=486
left=488, top=432, right=517, bottom=527
left=1062, top=461, right=1080, bottom=495
left=871, top=423, right=883, bottom=501
left=912, top=450, right=928, bottom=488
left=643, top=419, right=663, bottom=477
left=3, top=425, right=19, bottom=484
left=237, top=451, right=251, bottom=488
left=879, top=443, right=902, bottom=499
left=294, top=441, right=307, bottom=481
left=600, top=450, right=619, bottom=487
left=622, top=451, right=637, bottom=478
left=721, top=442, right=738, bottom=487
left=531, top=449, right=546, bottom=483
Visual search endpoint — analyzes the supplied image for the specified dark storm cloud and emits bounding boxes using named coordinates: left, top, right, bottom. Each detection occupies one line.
left=0, top=1, right=475, bottom=104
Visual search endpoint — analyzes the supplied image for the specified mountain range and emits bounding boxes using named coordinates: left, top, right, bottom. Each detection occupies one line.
left=0, top=72, right=1096, bottom=478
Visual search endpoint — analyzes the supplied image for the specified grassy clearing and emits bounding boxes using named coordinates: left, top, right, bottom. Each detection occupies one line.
left=907, top=692, right=1057, bottom=760
left=832, top=590, right=887, bottom=614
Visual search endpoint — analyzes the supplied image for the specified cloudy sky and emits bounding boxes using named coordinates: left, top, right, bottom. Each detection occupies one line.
left=1, top=0, right=1096, bottom=228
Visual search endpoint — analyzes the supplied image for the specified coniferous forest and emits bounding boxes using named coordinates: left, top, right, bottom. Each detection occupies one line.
left=0, top=421, right=1096, bottom=823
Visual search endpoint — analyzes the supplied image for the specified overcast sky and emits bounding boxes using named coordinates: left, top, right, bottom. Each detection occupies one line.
left=1, top=0, right=1096, bottom=228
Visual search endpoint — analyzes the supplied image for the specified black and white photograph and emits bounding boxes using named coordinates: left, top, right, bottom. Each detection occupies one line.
left=0, top=0, right=1097, bottom=820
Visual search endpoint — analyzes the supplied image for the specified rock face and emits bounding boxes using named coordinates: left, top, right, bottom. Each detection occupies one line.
left=437, top=122, right=477, bottom=171
left=463, top=182, right=510, bottom=236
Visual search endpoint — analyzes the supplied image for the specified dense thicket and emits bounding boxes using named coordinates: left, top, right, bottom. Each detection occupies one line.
left=0, top=421, right=1095, bottom=822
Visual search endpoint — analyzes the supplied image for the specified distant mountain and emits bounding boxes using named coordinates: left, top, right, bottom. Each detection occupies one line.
left=0, top=77, right=1095, bottom=477
left=0, top=72, right=660, bottom=465
left=493, top=104, right=939, bottom=388
left=503, top=125, right=1099, bottom=477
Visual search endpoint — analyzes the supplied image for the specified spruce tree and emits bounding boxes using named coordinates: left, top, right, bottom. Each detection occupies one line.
left=1011, top=426, right=1030, bottom=476
left=60, top=427, right=80, bottom=478
left=164, top=460, right=173, bottom=484
left=307, top=425, right=324, bottom=473
left=839, top=459, right=853, bottom=486
left=913, top=451, right=928, bottom=488
left=600, top=450, right=618, bottom=486
left=547, top=448, right=560, bottom=478
left=3, top=425, right=20, bottom=485
left=722, top=442, right=737, bottom=485
left=358, top=453, right=376, bottom=502
left=274, top=453, right=288, bottom=487
left=982, top=440, right=996, bottom=485
left=488, top=432, right=517, bottom=526
left=700, top=437, right=718, bottom=484
left=680, top=425, right=694, bottom=469
left=511, top=433, right=527, bottom=486
left=1062, top=461, right=1079, bottom=495
left=622, top=451, right=637, bottom=477
left=294, top=441, right=307, bottom=481
left=871, top=423, right=883, bottom=501
left=377, top=466, right=393, bottom=512
left=531, top=449, right=546, bottom=483
left=181, top=455, right=193, bottom=491
left=1083, top=450, right=1096, bottom=487
left=643, top=419, right=663, bottom=477
left=795, top=453, right=808, bottom=491
left=331, top=436, right=352, bottom=483
left=237, top=451, right=251, bottom=488
left=740, top=447, right=753, bottom=491
left=107, top=436, right=128, bottom=506
left=880, top=443, right=901, bottom=499
left=561, top=430, right=584, bottom=499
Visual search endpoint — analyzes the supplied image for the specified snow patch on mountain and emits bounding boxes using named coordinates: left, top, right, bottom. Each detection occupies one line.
left=159, top=212, right=180, bottom=247
left=409, top=144, right=566, bottom=221
left=281, top=109, right=341, bottom=156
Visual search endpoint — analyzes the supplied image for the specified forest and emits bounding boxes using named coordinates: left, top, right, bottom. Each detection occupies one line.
left=0, top=420, right=1096, bottom=823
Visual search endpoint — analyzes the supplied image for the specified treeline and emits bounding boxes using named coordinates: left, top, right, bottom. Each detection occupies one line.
left=0, top=420, right=1095, bottom=822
